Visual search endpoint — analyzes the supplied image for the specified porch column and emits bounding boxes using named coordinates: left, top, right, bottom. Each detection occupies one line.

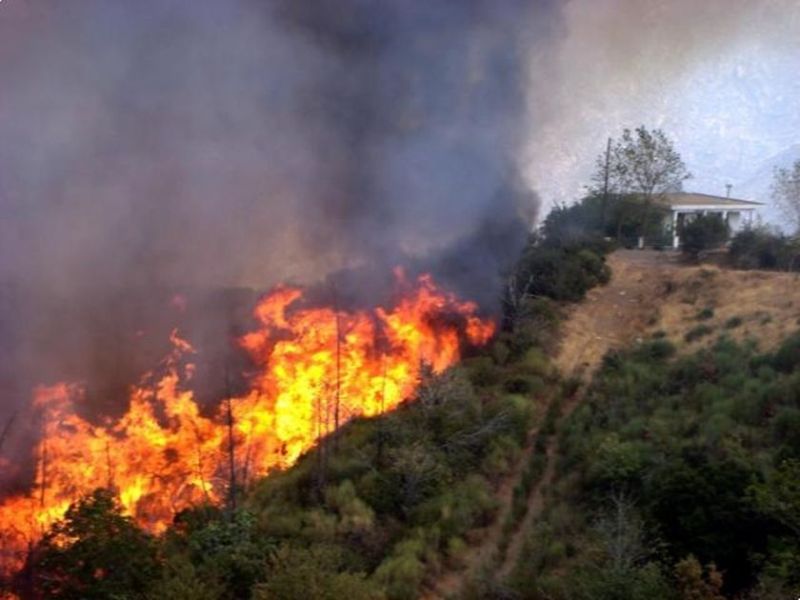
left=672, top=211, right=680, bottom=248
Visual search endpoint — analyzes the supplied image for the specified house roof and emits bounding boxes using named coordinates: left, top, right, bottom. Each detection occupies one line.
left=658, top=192, right=763, bottom=208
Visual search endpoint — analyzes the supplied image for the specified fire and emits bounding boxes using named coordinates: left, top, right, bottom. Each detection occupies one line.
left=0, top=272, right=494, bottom=574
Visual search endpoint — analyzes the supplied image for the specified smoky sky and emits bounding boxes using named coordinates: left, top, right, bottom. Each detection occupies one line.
left=0, top=1, right=557, bottom=434
left=524, top=0, right=800, bottom=214
left=0, top=0, right=553, bottom=296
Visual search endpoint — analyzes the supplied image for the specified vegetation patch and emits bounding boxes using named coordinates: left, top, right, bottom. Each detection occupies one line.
left=508, top=332, right=800, bottom=599
left=684, top=323, right=714, bottom=343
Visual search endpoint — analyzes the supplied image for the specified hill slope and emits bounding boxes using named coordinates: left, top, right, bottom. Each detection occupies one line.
left=556, top=249, right=800, bottom=377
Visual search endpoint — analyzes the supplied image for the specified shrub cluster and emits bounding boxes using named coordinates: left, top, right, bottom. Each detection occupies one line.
left=728, top=227, right=800, bottom=271
left=679, top=213, right=729, bottom=259
left=510, top=332, right=800, bottom=599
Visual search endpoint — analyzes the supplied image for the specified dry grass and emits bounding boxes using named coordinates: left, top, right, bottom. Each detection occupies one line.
left=555, top=250, right=800, bottom=378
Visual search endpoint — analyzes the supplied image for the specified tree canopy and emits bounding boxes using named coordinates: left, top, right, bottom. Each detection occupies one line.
left=594, top=126, right=692, bottom=199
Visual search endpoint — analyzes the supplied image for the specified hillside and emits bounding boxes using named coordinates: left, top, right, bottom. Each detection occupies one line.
left=495, top=252, right=800, bottom=600
left=429, top=250, right=800, bottom=599
left=556, top=250, right=800, bottom=377
left=5, top=247, right=800, bottom=600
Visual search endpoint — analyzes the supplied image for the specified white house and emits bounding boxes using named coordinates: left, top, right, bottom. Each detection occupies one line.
left=658, top=192, right=762, bottom=249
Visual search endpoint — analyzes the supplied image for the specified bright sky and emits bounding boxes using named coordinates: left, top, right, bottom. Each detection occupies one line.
left=524, top=0, right=800, bottom=224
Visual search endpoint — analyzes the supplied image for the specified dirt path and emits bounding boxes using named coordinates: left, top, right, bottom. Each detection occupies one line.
left=495, top=251, right=683, bottom=581
left=554, top=250, right=681, bottom=377
left=497, top=397, right=592, bottom=579
left=421, top=409, right=546, bottom=599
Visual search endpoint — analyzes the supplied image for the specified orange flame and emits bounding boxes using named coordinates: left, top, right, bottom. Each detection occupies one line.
left=0, top=272, right=493, bottom=574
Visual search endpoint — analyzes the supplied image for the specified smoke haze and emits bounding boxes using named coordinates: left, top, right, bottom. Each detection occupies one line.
left=525, top=0, right=800, bottom=210
left=2, top=0, right=799, bottom=430
left=0, top=1, right=555, bottom=434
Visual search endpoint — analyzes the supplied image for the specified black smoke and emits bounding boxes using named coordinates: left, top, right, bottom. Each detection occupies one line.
left=0, top=1, right=555, bottom=441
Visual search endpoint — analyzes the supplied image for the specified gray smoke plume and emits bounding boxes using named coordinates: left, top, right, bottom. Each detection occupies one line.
left=0, top=1, right=554, bottom=443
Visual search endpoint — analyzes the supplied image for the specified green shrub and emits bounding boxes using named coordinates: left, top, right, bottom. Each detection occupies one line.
left=633, top=339, right=676, bottom=361
left=773, top=332, right=800, bottom=373
left=463, top=356, right=501, bottom=388
left=28, top=489, right=160, bottom=600
left=729, top=227, right=800, bottom=271
left=680, top=214, right=729, bottom=258
left=696, top=307, right=715, bottom=320
left=684, top=324, right=713, bottom=342
left=373, top=538, right=428, bottom=600
left=504, top=375, right=546, bottom=396
left=255, top=545, right=380, bottom=600
left=724, top=316, right=743, bottom=329
left=508, top=239, right=611, bottom=305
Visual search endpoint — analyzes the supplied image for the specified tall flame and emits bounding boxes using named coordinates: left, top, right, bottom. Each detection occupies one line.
left=0, top=272, right=494, bottom=574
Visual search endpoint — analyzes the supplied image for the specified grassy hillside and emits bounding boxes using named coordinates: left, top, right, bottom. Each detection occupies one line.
left=504, top=331, right=800, bottom=599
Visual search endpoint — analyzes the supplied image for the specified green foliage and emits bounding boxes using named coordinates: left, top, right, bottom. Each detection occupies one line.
left=632, top=339, right=676, bottom=361
left=503, top=374, right=545, bottom=395
left=772, top=331, right=800, bottom=373
left=176, top=508, right=273, bottom=598
left=724, top=316, right=743, bottom=329
left=147, top=555, right=224, bottom=600
left=28, top=489, right=159, bottom=599
left=728, top=227, right=800, bottom=271
left=372, top=536, right=428, bottom=600
left=253, top=544, right=381, bottom=600
left=684, top=324, right=713, bottom=343
left=525, top=332, right=800, bottom=597
left=749, top=459, right=800, bottom=537
left=509, top=239, right=611, bottom=304
left=596, top=126, right=691, bottom=198
left=243, top=363, right=543, bottom=599
left=680, top=214, right=729, bottom=258
left=695, top=307, right=714, bottom=320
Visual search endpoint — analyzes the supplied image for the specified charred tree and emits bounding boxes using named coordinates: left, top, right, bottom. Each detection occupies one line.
left=224, top=366, right=236, bottom=515
left=0, top=413, right=16, bottom=456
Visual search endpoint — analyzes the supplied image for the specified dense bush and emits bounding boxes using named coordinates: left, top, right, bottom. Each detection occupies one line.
left=515, top=332, right=800, bottom=598
left=728, top=227, right=800, bottom=271
left=541, top=193, right=670, bottom=248
left=508, top=239, right=611, bottom=305
left=23, top=489, right=160, bottom=599
left=679, top=213, right=729, bottom=259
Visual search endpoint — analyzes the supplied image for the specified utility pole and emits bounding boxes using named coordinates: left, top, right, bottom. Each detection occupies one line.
left=327, top=283, right=343, bottom=453
left=334, top=299, right=341, bottom=452
left=601, top=137, right=612, bottom=232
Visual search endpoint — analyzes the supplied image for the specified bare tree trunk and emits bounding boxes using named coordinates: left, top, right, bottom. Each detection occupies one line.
left=0, top=413, right=16, bottom=456
left=191, top=422, right=211, bottom=503
left=375, top=356, right=388, bottom=468
left=105, top=440, right=114, bottom=490
left=315, top=391, right=327, bottom=499
left=39, top=430, right=47, bottom=511
left=331, top=284, right=342, bottom=452
left=224, top=368, right=236, bottom=515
